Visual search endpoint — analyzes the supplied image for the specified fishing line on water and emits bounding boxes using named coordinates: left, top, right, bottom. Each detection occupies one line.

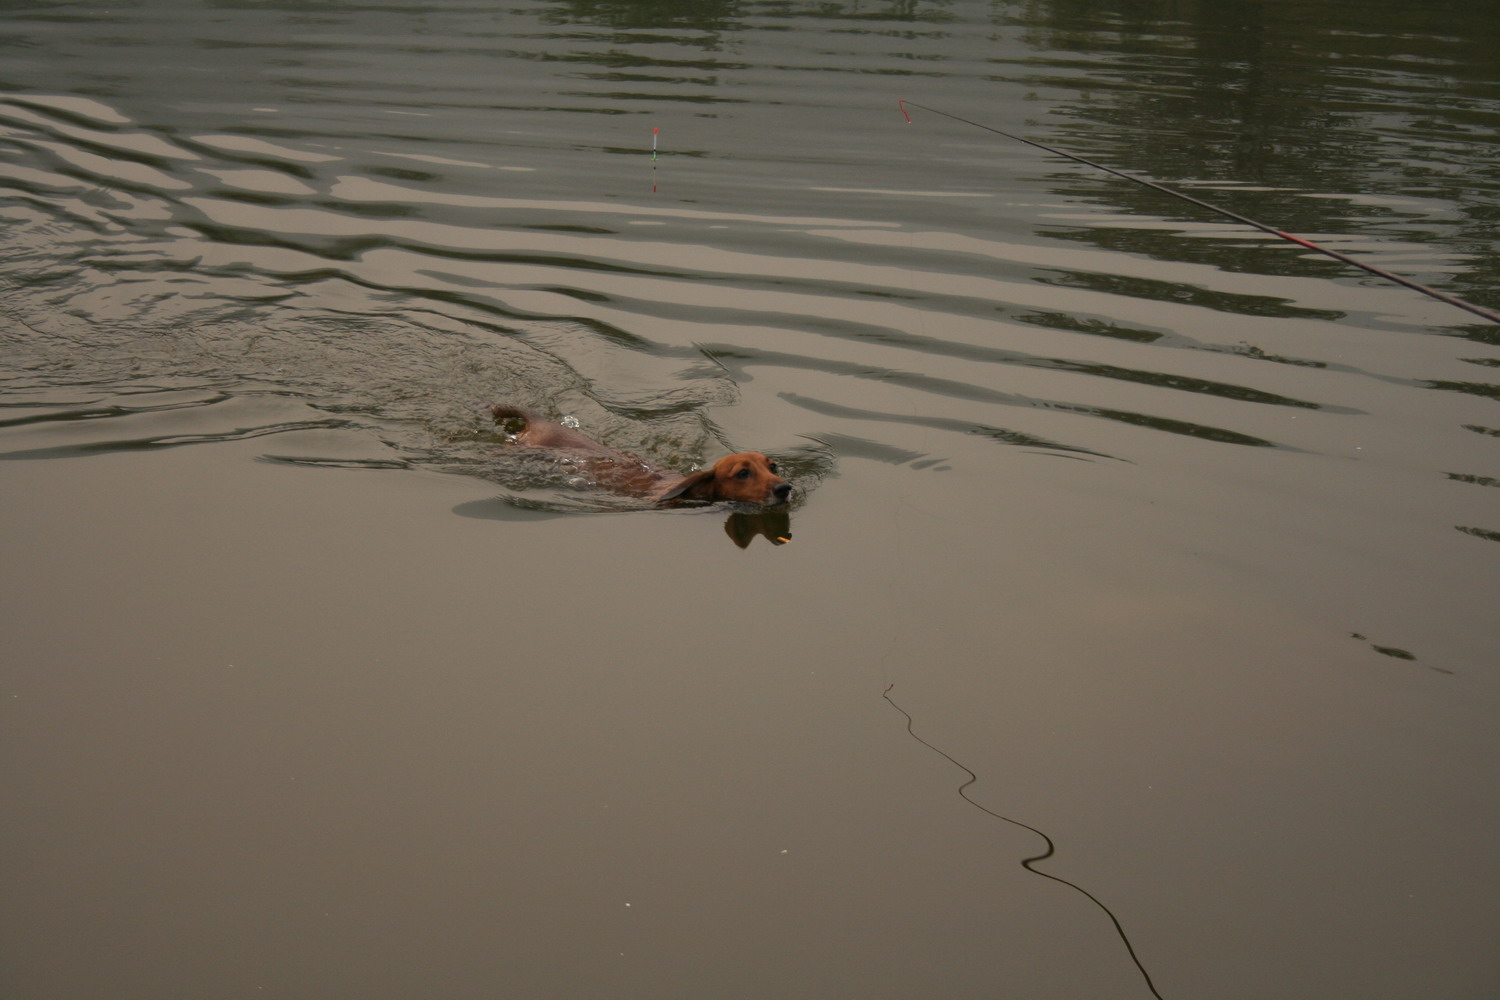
left=882, top=684, right=1167, bottom=1000
left=897, top=99, right=1500, bottom=326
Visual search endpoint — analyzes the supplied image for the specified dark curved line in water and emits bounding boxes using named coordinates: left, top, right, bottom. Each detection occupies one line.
left=0, top=95, right=131, bottom=133
left=560, top=87, right=753, bottom=106
left=882, top=685, right=1166, bottom=1000
left=0, top=396, right=232, bottom=429
left=182, top=214, right=696, bottom=282
left=257, top=455, right=411, bottom=471
left=1422, top=379, right=1500, bottom=403
left=16, top=155, right=187, bottom=207
left=170, top=136, right=321, bottom=181
left=0, top=418, right=360, bottom=461
left=774, top=304, right=1332, bottom=411
left=407, top=242, right=694, bottom=280
left=705, top=344, right=1286, bottom=449
left=1030, top=266, right=1348, bottom=323
left=780, top=391, right=1120, bottom=461
left=0, top=108, right=197, bottom=180
left=1049, top=400, right=1278, bottom=447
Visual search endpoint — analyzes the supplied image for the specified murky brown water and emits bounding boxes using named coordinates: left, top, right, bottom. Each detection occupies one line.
left=3, top=2, right=1499, bottom=997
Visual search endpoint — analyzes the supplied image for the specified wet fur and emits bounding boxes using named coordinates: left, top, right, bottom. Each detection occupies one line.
left=490, top=404, right=790, bottom=506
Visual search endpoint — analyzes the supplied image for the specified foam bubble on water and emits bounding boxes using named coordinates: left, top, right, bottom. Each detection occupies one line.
left=560, top=415, right=580, bottom=429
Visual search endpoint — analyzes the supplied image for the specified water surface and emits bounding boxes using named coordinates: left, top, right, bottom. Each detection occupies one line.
left=3, top=2, right=1498, bottom=998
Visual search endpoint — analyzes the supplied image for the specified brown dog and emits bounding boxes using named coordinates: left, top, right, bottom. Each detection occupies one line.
left=490, top=404, right=791, bottom=506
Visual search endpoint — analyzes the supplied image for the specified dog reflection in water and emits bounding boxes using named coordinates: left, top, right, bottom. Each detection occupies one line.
left=489, top=404, right=792, bottom=508
left=724, top=509, right=792, bottom=548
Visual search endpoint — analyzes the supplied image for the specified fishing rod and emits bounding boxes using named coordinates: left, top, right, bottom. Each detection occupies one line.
left=897, top=99, right=1500, bottom=326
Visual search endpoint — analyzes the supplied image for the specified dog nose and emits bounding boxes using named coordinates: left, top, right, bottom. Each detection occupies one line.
left=772, top=482, right=792, bottom=500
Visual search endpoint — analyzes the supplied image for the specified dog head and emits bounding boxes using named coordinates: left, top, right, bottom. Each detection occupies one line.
left=658, top=452, right=791, bottom=506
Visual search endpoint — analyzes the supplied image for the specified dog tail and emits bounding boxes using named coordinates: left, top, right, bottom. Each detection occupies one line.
left=489, top=403, right=538, bottom=428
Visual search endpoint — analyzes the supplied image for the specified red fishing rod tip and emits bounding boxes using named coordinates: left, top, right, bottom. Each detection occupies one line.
left=897, top=99, right=911, bottom=123
left=652, top=127, right=659, bottom=134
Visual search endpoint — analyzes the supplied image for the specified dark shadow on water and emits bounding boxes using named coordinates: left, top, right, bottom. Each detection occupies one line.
left=450, top=497, right=570, bottom=522
left=451, top=495, right=796, bottom=549
left=723, top=508, right=790, bottom=548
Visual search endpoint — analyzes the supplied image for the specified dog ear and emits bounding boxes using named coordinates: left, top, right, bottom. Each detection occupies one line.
left=657, top=468, right=715, bottom=503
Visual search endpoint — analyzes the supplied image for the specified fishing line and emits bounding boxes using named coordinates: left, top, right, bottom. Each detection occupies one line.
left=882, top=684, right=1166, bottom=1000
left=897, top=99, right=1500, bottom=326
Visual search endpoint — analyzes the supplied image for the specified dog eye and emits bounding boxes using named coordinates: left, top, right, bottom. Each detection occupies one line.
left=768, top=462, right=778, bottom=473
left=735, top=467, right=751, bottom=479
